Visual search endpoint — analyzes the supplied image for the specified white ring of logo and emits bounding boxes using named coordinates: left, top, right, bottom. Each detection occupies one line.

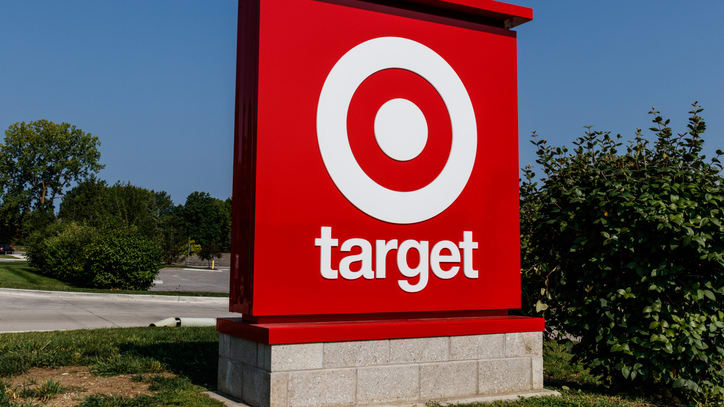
left=316, top=37, right=477, bottom=224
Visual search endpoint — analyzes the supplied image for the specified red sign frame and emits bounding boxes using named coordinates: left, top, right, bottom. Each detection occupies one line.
left=230, top=0, right=533, bottom=321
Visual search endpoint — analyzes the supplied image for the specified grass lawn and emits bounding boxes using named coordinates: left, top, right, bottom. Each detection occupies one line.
left=0, top=327, right=665, bottom=407
left=0, top=262, right=72, bottom=291
left=0, top=262, right=227, bottom=297
left=0, top=327, right=222, bottom=406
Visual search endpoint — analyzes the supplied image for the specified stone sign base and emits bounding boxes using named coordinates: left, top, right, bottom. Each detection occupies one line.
left=218, top=331, right=549, bottom=407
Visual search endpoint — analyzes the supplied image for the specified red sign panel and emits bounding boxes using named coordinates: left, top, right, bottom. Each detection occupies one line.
left=231, top=0, right=531, bottom=318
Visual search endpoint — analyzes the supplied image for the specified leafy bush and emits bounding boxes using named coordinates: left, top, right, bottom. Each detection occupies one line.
left=27, top=222, right=161, bottom=290
left=26, top=222, right=98, bottom=284
left=84, top=232, right=161, bottom=290
left=521, top=103, right=723, bottom=404
left=182, top=192, right=230, bottom=262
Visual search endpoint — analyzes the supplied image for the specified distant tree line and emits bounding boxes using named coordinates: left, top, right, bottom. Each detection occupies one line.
left=59, top=179, right=232, bottom=264
left=0, top=119, right=231, bottom=289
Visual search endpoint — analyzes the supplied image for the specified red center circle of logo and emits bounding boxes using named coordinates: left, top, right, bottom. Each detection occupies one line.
left=346, top=68, right=453, bottom=192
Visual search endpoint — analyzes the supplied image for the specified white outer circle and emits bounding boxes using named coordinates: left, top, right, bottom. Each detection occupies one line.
left=374, top=98, right=428, bottom=162
left=316, top=37, right=477, bottom=224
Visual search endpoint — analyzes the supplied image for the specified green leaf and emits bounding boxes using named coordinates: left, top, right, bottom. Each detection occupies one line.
left=535, top=300, right=549, bottom=312
left=621, top=366, right=631, bottom=379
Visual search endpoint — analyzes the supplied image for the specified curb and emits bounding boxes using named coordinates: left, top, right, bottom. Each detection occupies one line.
left=0, top=287, right=228, bottom=304
left=202, top=389, right=561, bottom=406
left=204, top=392, right=247, bottom=406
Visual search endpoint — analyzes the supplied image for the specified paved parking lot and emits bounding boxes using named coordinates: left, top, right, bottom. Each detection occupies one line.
left=152, top=267, right=230, bottom=293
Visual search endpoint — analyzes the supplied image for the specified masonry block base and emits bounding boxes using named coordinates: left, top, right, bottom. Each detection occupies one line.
left=217, top=331, right=547, bottom=407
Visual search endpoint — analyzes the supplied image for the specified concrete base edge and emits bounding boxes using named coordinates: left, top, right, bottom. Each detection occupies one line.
left=418, top=389, right=561, bottom=406
left=206, top=389, right=561, bottom=407
left=205, top=391, right=247, bottom=407
left=219, top=331, right=549, bottom=407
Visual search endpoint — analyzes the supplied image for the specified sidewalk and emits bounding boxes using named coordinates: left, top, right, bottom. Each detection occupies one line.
left=0, top=288, right=236, bottom=333
left=0, top=253, right=27, bottom=262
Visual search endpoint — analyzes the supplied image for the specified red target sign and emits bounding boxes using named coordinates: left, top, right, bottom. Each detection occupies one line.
left=231, top=0, right=531, bottom=318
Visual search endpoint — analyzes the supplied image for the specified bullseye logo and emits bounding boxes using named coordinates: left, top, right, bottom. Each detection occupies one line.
left=316, top=37, right=478, bottom=224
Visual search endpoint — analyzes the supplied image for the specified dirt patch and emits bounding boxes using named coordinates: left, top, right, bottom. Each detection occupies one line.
left=4, top=366, right=173, bottom=407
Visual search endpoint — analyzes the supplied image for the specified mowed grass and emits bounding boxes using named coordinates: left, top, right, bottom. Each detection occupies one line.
left=0, top=327, right=220, bottom=387
left=0, top=327, right=223, bottom=407
left=73, top=376, right=223, bottom=407
left=0, top=327, right=665, bottom=407
left=0, top=262, right=226, bottom=297
left=0, top=262, right=72, bottom=291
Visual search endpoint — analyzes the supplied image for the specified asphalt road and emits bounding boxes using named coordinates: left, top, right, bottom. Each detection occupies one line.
left=0, top=289, right=237, bottom=333
left=152, top=267, right=230, bottom=293
left=0, top=253, right=26, bottom=262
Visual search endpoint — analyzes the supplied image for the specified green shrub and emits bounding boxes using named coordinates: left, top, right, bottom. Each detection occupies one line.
left=26, top=222, right=98, bottom=284
left=521, top=103, right=723, bottom=404
left=84, top=232, right=161, bottom=290
left=27, top=223, right=161, bottom=290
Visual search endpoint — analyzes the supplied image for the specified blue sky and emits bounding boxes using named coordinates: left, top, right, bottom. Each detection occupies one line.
left=1, top=1, right=722, bottom=204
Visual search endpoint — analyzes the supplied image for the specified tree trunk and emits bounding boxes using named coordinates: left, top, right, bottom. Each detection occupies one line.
left=40, top=180, right=46, bottom=206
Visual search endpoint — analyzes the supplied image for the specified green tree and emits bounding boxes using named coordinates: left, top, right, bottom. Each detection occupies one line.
left=61, top=180, right=163, bottom=238
left=0, top=192, right=29, bottom=242
left=222, top=197, right=232, bottom=251
left=59, top=180, right=187, bottom=263
left=57, top=177, right=109, bottom=227
left=158, top=204, right=187, bottom=264
left=104, top=182, right=163, bottom=238
left=521, top=103, right=723, bottom=403
left=0, top=120, right=103, bottom=240
left=183, top=192, right=230, bottom=262
left=0, top=120, right=103, bottom=208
